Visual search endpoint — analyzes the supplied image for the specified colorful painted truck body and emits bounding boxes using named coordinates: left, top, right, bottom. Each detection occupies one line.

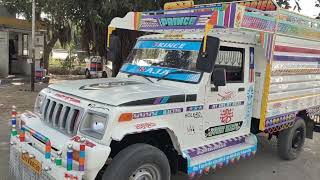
left=9, top=0, right=320, bottom=180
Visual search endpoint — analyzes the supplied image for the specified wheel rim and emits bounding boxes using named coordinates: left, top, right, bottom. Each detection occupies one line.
left=292, top=127, right=304, bottom=150
left=129, top=164, right=161, bottom=180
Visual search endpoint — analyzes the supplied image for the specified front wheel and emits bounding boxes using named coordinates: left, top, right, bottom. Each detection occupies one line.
left=277, top=118, right=306, bottom=160
left=102, top=143, right=170, bottom=180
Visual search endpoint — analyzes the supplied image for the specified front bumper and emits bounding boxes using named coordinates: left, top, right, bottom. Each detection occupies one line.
left=9, top=112, right=111, bottom=180
left=10, top=136, right=80, bottom=180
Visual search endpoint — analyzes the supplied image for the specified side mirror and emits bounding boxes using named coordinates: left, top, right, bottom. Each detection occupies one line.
left=196, top=36, right=220, bottom=73
left=211, top=68, right=226, bottom=91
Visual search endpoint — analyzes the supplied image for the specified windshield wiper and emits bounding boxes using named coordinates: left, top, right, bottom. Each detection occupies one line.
left=157, top=70, right=199, bottom=82
left=127, top=74, right=154, bottom=83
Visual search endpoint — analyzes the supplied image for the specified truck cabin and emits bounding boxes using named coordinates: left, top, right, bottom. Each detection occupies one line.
left=115, top=32, right=257, bottom=87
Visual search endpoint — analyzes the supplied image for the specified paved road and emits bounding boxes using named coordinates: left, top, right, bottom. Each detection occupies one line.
left=1, top=84, right=320, bottom=180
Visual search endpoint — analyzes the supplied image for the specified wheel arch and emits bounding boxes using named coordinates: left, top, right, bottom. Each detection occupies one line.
left=107, top=128, right=187, bottom=174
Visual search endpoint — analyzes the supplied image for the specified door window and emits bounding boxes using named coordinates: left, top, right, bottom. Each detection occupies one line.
left=213, top=46, right=245, bottom=83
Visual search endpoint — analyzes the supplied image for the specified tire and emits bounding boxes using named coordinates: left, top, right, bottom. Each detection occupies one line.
left=102, top=71, right=108, bottom=78
left=277, top=118, right=306, bottom=160
left=85, top=69, right=91, bottom=79
left=102, top=143, right=170, bottom=180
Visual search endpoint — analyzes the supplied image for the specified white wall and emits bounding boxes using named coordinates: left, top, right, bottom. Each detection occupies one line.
left=0, top=31, right=9, bottom=77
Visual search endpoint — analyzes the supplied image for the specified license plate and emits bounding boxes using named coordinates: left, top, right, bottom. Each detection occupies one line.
left=21, top=153, right=42, bottom=175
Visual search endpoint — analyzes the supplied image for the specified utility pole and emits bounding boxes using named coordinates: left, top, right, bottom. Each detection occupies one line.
left=30, top=0, right=36, bottom=91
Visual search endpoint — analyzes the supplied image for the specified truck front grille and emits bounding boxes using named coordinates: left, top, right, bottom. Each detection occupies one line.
left=41, top=98, right=82, bottom=136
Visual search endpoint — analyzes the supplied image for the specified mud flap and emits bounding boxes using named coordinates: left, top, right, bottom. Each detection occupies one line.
left=306, top=118, right=315, bottom=139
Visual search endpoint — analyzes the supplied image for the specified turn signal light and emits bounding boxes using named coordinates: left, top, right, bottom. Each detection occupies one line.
left=118, top=113, right=133, bottom=122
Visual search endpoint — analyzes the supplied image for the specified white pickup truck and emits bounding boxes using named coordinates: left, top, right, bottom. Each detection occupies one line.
left=9, top=0, right=320, bottom=180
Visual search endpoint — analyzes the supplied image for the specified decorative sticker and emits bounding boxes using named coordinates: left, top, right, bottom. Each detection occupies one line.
left=71, top=136, right=96, bottom=148
left=220, top=108, right=234, bottom=124
left=217, top=91, right=237, bottom=101
left=238, top=0, right=277, bottom=11
left=249, top=47, right=254, bottom=83
left=187, top=125, right=196, bottom=135
left=209, top=101, right=244, bottom=109
left=133, top=108, right=183, bottom=119
left=186, top=105, right=204, bottom=111
left=134, top=40, right=201, bottom=51
left=135, top=122, right=157, bottom=130
left=54, top=93, right=80, bottom=104
left=187, top=145, right=257, bottom=174
left=265, top=112, right=297, bottom=128
left=140, top=11, right=213, bottom=30
left=121, top=64, right=201, bottom=83
left=185, top=112, right=202, bottom=119
left=185, top=135, right=247, bottom=158
left=205, top=121, right=243, bottom=138
left=244, top=86, right=254, bottom=127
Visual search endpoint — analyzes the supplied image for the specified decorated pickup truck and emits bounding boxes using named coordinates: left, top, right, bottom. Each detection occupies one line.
left=9, top=0, right=320, bottom=180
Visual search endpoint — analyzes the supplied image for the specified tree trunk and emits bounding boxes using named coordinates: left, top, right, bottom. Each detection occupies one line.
left=91, top=20, right=97, bottom=54
left=43, top=31, right=59, bottom=72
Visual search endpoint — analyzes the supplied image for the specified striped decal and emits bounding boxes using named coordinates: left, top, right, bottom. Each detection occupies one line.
left=224, top=4, right=230, bottom=27
left=249, top=47, right=254, bottom=83
left=134, top=12, right=142, bottom=30
left=229, top=3, right=237, bottom=28
left=208, top=3, right=237, bottom=28
left=260, top=32, right=274, bottom=61
left=22, top=125, right=49, bottom=143
left=273, top=55, right=320, bottom=62
left=209, top=11, right=218, bottom=25
left=273, top=45, right=320, bottom=62
left=185, top=135, right=248, bottom=158
left=275, top=45, right=320, bottom=55
left=217, top=10, right=224, bottom=26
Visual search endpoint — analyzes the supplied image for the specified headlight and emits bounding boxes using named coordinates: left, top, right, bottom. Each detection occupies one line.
left=80, top=112, right=108, bottom=139
left=34, top=93, right=46, bottom=114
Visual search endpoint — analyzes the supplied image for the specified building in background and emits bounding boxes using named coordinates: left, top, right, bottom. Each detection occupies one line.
left=0, top=5, right=44, bottom=77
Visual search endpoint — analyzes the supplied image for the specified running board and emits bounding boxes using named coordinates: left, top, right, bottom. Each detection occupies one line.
left=184, top=134, right=257, bottom=178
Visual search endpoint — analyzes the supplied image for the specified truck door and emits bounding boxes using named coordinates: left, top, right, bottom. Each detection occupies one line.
left=203, top=46, right=252, bottom=140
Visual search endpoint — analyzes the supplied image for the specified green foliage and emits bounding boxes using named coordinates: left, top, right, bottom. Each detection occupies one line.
left=60, top=56, right=76, bottom=71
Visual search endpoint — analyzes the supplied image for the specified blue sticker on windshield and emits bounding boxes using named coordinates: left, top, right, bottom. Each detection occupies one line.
left=121, top=64, right=201, bottom=83
left=134, top=40, right=201, bottom=51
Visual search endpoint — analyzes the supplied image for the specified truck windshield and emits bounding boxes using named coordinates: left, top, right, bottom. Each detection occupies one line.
left=121, top=40, right=202, bottom=83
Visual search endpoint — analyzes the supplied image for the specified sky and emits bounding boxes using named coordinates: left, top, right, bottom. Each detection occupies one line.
left=289, top=0, right=320, bottom=18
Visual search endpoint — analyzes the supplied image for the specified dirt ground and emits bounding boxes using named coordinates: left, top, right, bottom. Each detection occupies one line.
left=0, top=80, right=320, bottom=180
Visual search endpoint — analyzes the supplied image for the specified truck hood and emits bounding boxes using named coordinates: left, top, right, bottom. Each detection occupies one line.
left=48, top=78, right=196, bottom=106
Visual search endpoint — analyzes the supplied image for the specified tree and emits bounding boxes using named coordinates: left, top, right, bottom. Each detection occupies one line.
left=2, top=0, right=78, bottom=70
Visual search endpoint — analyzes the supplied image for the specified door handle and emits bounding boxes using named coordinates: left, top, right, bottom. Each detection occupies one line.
left=238, top=87, right=245, bottom=92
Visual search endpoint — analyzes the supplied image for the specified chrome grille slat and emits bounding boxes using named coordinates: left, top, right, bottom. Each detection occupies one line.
left=58, top=106, right=68, bottom=129
left=52, top=104, right=62, bottom=127
left=45, top=101, right=54, bottom=123
left=42, top=99, right=51, bottom=120
left=65, top=108, right=75, bottom=134
left=40, top=97, right=82, bottom=136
